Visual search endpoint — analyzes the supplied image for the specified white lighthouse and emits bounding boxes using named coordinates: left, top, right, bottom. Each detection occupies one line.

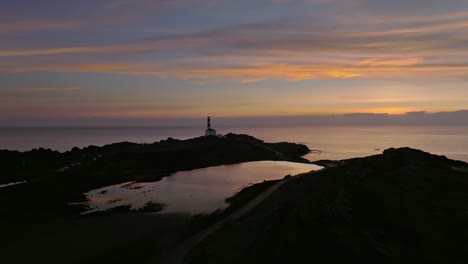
left=205, top=114, right=217, bottom=136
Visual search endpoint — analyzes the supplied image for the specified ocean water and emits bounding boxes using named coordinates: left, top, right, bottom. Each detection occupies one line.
left=1, top=126, right=467, bottom=162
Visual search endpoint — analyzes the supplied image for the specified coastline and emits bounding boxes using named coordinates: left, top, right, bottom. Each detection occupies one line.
left=2, top=134, right=468, bottom=264
left=3, top=126, right=468, bottom=163
left=186, top=148, right=468, bottom=264
left=0, top=133, right=311, bottom=221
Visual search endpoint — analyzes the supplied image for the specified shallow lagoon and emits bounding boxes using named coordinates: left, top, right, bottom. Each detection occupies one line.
left=0, top=181, right=27, bottom=189
left=85, top=161, right=322, bottom=214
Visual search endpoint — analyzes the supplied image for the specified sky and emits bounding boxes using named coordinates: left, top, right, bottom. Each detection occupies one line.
left=1, top=0, right=468, bottom=126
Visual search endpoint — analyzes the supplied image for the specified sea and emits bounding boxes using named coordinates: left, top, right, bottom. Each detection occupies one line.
left=1, top=125, right=468, bottom=162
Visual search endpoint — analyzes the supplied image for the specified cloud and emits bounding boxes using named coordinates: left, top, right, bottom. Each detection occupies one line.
left=107, top=0, right=220, bottom=9
left=5, top=63, right=126, bottom=73
left=0, top=13, right=140, bottom=34
left=2, top=110, right=468, bottom=127
left=2, top=10, right=467, bottom=55
left=1, top=7, right=468, bottom=82
left=211, top=110, right=468, bottom=126
left=345, top=0, right=468, bottom=14
left=15, top=86, right=80, bottom=92
left=5, top=61, right=468, bottom=83
left=0, top=20, right=82, bottom=33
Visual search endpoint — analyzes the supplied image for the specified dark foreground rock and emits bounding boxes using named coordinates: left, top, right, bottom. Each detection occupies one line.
left=187, top=148, right=468, bottom=264
left=0, top=134, right=309, bottom=220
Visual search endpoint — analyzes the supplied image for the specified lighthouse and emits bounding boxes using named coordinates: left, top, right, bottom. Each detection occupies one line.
left=205, top=114, right=217, bottom=136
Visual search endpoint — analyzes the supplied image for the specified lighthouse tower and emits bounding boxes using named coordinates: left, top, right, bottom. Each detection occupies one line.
left=205, top=114, right=217, bottom=136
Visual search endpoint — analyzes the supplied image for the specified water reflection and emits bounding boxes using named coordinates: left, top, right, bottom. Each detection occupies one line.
left=0, top=181, right=26, bottom=189
left=85, top=161, right=322, bottom=214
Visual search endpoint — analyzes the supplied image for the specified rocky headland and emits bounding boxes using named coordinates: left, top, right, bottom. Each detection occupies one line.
left=187, top=148, right=468, bottom=264
left=0, top=133, right=310, bottom=220
left=1, top=136, right=467, bottom=264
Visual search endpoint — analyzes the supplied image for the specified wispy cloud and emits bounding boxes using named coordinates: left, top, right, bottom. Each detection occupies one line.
left=108, top=0, right=219, bottom=8
left=15, top=86, right=80, bottom=92
left=5, top=61, right=468, bottom=83
left=2, top=10, right=467, bottom=55
left=0, top=13, right=140, bottom=34
left=1, top=2, right=468, bottom=84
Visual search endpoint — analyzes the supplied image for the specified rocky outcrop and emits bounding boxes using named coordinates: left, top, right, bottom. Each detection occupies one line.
left=0, top=134, right=310, bottom=220
left=187, top=148, right=468, bottom=264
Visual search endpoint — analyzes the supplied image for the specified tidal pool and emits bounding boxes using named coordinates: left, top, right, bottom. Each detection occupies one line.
left=84, top=161, right=322, bottom=214
left=0, top=181, right=27, bottom=189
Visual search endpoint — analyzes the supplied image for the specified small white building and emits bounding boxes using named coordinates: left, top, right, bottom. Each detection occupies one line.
left=205, top=114, right=217, bottom=136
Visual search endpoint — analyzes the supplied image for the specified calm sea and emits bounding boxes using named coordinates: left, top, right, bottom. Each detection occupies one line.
left=1, top=126, right=467, bottom=162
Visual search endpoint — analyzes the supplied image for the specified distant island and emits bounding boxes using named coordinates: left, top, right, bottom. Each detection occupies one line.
left=1, top=135, right=468, bottom=264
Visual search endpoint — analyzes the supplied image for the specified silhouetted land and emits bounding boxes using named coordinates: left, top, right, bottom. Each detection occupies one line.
left=0, top=134, right=310, bottom=263
left=1, top=135, right=467, bottom=264
left=187, top=148, right=468, bottom=264
left=0, top=133, right=309, bottom=221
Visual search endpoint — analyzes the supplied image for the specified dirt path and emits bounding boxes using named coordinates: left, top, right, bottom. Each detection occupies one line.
left=156, top=166, right=326, bottom=264
left=156, top=176, right=291, bottom=264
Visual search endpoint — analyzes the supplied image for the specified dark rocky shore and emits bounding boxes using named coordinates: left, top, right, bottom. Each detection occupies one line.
left=187, top=148, right=468, bottom=264
left=1, top=135, right=468, bottom=264
left=0, top=133, right=309, bottom=220
left=0, top=134, right=310, bottom=263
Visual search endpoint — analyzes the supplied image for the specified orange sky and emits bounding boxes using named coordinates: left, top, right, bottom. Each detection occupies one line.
left=1, top=0, right=468, bottom=124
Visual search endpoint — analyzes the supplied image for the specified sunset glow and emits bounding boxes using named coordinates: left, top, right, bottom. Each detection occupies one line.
left=1, top=0, right=468, bottom=125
